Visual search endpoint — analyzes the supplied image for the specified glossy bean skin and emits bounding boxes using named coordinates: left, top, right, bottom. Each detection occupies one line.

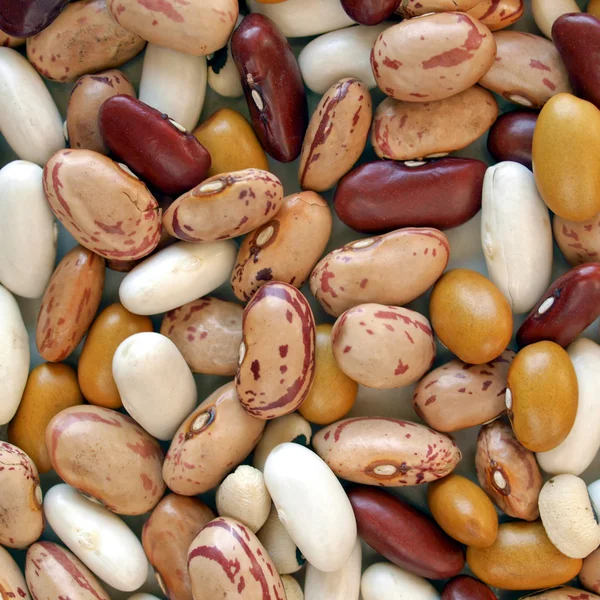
left=232, top=191, right=332, bottom=302
left=99, top=95, right=211, bottom=196
left=476, top=419, right=543, bottom=521
left=334, top=158, right=486, bottom=233
left=523, top=588, right=600, bottom=599
left=0, top=0, right=68, bottom=37
left=467, top=0, right=524, bottom=31
left=67, top=70, right=135, bottom=155
left=517, top=263, right=600, bottom=348
left=580, top=547, right=600, bottom=593
left=232, top=14, right=308, bottom=162
left=341, top=0, right=400, bottom=24
left=0, top=546, right=31, bottom=599
left=413, top=351, right=514, bottom=433
left=313, top=417, right=461, bottom=486
left=487, top=110, right=537, bottom=169
left=348, top=486, right=465, bottom=579
left=142, top=494, right=215, bottom=600
left=553, top=14, right=600, bottom=109
left=36, top=245, right=105, bottom=363
left=554, top=213, right=600, bottom=266
left=441, top=575, right=497, bottom=600
left=163, top=382, right=266, bottom=495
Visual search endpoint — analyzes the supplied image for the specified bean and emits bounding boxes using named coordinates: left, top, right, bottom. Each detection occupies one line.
left=581, top=547, right=600, bottom=594
left=442, top=575, right=497, bottom=600
left=0, top=546, right=31, bottom=599
left=340, top=0, right=400, bottom=25
left=0, top=0, right=68, bottom=37
left=487, top=110, right=537, bottom=168
left=361, top=563, right=439, bottom=600
left=467, top=0, right=524, bottom=31
left=554, top=212, right=600, bottom=266
left=532, top=0, right=580, bottom=38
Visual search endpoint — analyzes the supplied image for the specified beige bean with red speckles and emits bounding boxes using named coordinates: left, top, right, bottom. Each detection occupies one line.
left=554, top=213, right=600, bottom=266
left=163, top=169, right=283, bottom=243
left=299, top=78, right=372, bottom=192
left=313, top=417, right=461, bottom=486
left=26, top=541, right=110, bottom=600
left=161, top=297, right=243, bottom=376
left=36, top=245, right=105, bottom=363
left=188, top=517, right=285, bottom=600
left=479, top=31, right=572, bottom=108
left=26, top=0, right=145, bottom=83
left=310, top=228, right=450, bottom=317
left=413, top=350, right=515, bottom=433
left=163, top=381, right=265, bottom=495
left=396, top=0, right=479, bottom=18
left=0, top=442, right=43, bottom=549
left=372, top=86, right=498, bottom=161
left=46, top=405, right=165, bottom=515
left=237, top=282, right=316, bottom=419
left=0, top=32, right=25, bottom=48
left=371, top=13, right=496, bottom=103
left=0, top=546, right=32, bottom=600
left=232, top=192, right=332, bottom=302
left=332, top=304, right=435, bottom=389
left=43, top=150, right=161, bottom=261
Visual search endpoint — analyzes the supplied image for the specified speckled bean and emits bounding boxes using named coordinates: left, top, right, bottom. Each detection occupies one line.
left=532, top=0, right=580, bottom=38
left=487, top=110, right=537, bottom=169
left=580, top=547, right=600, bottom=594
left=466, top=0, right=524, bottom=31
left=521, top=588, right=600, bottom=599
left=310, top=228, right=449, bottom=317
left=554, top=212, right=600, bottom=266
left=163, top=169, right=282, bottom=242
left=0, top=32, right=26, bottom=47
left=313, top=417, right=461, bottom=485
left=395, top=0, right=479, bottom=18
left=0, top=545, right=31, bottom=600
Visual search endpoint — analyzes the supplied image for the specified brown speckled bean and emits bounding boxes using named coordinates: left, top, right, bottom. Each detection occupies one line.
left=25, top=541, right=110, bottom=600
left=163, top=168, right=283, bottom=243
left=67, top=70, right=135, bottom=155
left=311, top=228, right=449, bottom=317
left=476, top=419, right=543, bottom=521
left=46, top=405, right=165, bottom=515
left=479, top=31, right=572, bottom=108
left=313, top=417, right=461, bottom=486
left=467, top=0, right=524, bottom=31
left=371, top=13, right=496, bottom=102
left=163, top=381, right=266, bottom=496
left=299, top=77, right=372, bottom=192
left=36, top=245, right=105, bottom=363
left=43, top=149, right=161, bottom=261
left=554, top=213, right=600, bottom=266
left=580, top=547, right=600, bottom=594
left=331, top=303, right=435, bottom=389
left=237, top=282, right=316, bottom=419
left=161, top=297, right=243, bottom=376
left=0, top=442, right=43, bottom=549
left=231, top=191, right=332, bottom=303
left=0, top=546, right=31, bottom=599
left=0, top=32, right=26, bottom=48
left=413, top=351, right=515, bottom=433
left=188, top=517, right=285, bottom=599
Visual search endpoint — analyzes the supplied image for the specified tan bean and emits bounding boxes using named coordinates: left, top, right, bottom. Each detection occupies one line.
left=232, top=191, right=332, bottom=302
left=36, top=245, right=105, bottom=362
left=26, top=0, right=145, bottom=82
left=163, top=169, right=283, bottom=242
left=372, top=86, right=498, bottom=161
left=521, top=587, right=600, bottom=599
left=46, top=405, right=165, bottom=515
left=476, top=419, right=543, bottom=521
left=0, top=32, right=26, bottom=48
left=161, top=297, right=243, bottom=376
left=43, top=150, right=161, bottom=261
left=479, top=31, right=572, bottom=108
left=299, top=77, right=372, bottom=192
left=0, top=545, right=32, bottom=599
left=310, top=227, right=449, bottom=317
left=554, top=213, right=600, bottom=266
left=396, top=0, right=480, bottom=18
left=467, top=0, right=524, bottom=31
left=237, top=282, right=316, bottom=419
left=163, top=381, right=266, bottom=495
left=580, top=547, right=600, bottom=593
left=413, top=350, right=514, bottom=432
left=331, top=303, right=435, bottom=389
left=313, top=417, right=461, bottom=486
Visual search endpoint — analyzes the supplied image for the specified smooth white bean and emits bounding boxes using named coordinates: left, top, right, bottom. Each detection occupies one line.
left=361, top=563, right=440, bottom=600
left=532, top=0, right=580, bottom=38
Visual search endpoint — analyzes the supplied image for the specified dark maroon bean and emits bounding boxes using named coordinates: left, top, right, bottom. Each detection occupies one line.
left=347, top=486, right=465, bottom=580
left=487, top=110, right=538, bottom=169
left=231, top=14, right=308, bottom=163
left=0, top=0, right=68, bottom=37
left=517, top=263, right=600, bottom=348
left=553, top=14, right=600, bottom=109
left=334, top=158, right=486, bottom=233
left=340, top=0, right=401, bottom=25
left=442, top=575, right=498, bottom=600
left=99, top=95, right=211, bottom=197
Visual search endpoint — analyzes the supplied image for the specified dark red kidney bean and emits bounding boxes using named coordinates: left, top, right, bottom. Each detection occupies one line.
left=0, top=0, right=68, bottom=37
left=98, top=95, right=211, bottom=197
left=553, top=14, right=600, bottom=109
left=334, top=158, right=486, bottom=233
left=347, top=486, right=465, bottom=580
left=340, top=0, right=401, bottom=25
left=487, top=110, right=537, bottom=169
left=517, top=263, right=600, bottom=348
left=231, top=14, right=308, bottom=163
left=442, top=575, right=498, bottom=600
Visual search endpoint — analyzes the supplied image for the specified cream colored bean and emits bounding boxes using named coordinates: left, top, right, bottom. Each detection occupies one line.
left=554, top=212, right=600, bottom=266
left=208, top=16, right=243, bottom=98
left=533, top=0, right=580, bottom=38
left=361, top=563, right=440, bottom=600
left=282, top=576, right=304, bottom=600
left=264, top=443, right=357, bottom=572
left=0, top=545, right=32, bottom=600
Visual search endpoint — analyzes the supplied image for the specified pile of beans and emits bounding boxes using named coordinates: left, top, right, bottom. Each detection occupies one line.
left=1, top=0, right=600, bottom=598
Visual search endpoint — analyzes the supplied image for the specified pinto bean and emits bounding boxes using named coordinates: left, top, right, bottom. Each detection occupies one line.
left=467, top=0, right=524, bottom=31
left=554, top=213, right=600, bottom=266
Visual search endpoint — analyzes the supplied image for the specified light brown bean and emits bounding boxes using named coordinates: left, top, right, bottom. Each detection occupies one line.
left=553, top=213, right=600, bottom=266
